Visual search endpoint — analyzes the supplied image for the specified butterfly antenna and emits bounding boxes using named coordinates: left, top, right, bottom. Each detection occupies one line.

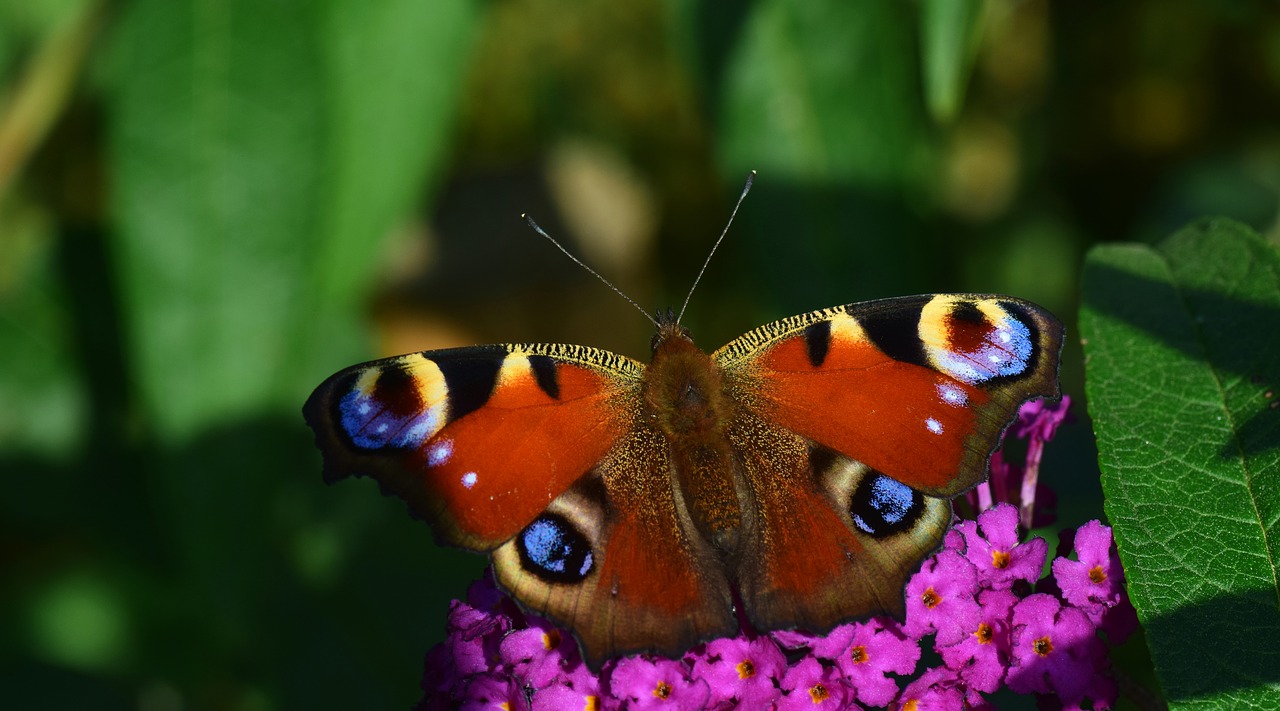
left=522, top=214, right=660, bottom=328
left=676, top=170, right=756, bottom=324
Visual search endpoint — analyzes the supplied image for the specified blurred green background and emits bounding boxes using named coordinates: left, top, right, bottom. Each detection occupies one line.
left=2, top=0, right=1278, bottom=708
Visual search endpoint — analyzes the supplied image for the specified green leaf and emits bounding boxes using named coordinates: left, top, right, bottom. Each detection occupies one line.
left=313, top=0, right=477, bottom=305
left=718, top=0, right=927, bottom=188
left=107, top=0, right=475, bottom=439
left=1081, top=218, right=1280, bottom=708
left=919, top=0, right=985, bottom=124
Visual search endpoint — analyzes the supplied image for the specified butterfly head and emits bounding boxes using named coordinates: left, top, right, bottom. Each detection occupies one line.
left=650, top=311, right=692, bottom=355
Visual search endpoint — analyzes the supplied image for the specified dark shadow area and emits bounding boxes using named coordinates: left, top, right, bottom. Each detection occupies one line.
left=0, top=414, right=485, bottom=709
left=1082, top=259, right=1280, bottom=459
left=1138, top=589, right=1280, bottom=703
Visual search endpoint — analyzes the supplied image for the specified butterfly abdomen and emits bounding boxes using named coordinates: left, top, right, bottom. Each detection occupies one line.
left=642, top=326, right=744, bottom=548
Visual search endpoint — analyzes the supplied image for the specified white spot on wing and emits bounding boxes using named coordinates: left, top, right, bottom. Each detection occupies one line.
left=461, top=471, right=478, bottom=489
left=937, top=383, right=968, bottom=407
left=926, top=417, right=944, bottom=435
left=428, top=439, right=454, bottom=467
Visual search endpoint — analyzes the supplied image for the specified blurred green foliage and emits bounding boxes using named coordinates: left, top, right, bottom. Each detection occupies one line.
left=0, top=0, right=1277, bottom=708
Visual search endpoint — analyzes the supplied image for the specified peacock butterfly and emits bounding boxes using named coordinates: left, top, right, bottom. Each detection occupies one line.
left=303, top=193, right=1063, bottom=670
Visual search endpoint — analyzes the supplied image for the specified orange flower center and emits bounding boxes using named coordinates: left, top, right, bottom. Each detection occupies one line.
left=974, top=622, right=993, bottom=644
left=809, top=683, right=830, bottom=703
left=991, top=549, right=1011, bottom=569
left=542, top=630, right=561, bottom=651
left=921, top=587, right=941, bottom=608
left=850, top=645, right=869, bottom=664
left=1033, top=635, right=1054, bottom=656
left=736, top=660, right=756, bottom=679
left=903, top=701, right=919, bottom=711
left=584, top=697, right=599, bottom=711
left=1089, top=565, right=1107, bottom=584
left=653, top=681, right=672, bottom=699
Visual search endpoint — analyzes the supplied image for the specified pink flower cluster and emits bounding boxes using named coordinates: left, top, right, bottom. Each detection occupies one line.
left=417, top=399, right=1137, bottom=710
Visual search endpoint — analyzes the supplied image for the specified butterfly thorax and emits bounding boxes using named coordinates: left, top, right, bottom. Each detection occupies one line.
left=642, top=323, right=744, bottom=551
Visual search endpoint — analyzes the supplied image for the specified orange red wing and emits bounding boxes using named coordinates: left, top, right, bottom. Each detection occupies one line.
left=716, top=294, right=1063, bottom=634
left=303, top=344, right=642, bottom=551
left=305, top=342, right=739, bottom=666
left=716, top=294, right=1063, bottom=498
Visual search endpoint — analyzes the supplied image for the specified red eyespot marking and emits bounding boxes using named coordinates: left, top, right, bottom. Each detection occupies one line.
left=943, top=304, right=994, bottom=353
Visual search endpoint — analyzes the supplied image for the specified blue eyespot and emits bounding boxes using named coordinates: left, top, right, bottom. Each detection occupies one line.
left=850, top=473, right=923, bottom=537
left=517, top=514, right=594, bottom=583
left=338, top=389, right=438, bottom=450
left=936, top=316, right=1033, bottom=384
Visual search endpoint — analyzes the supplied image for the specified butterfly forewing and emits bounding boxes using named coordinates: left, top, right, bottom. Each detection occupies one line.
left=303, top=343, right=643, bottom=551
left=715, top=294, right=1063, bottom=498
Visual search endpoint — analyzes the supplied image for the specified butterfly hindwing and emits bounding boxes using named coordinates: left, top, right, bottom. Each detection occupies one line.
left=491, top=421, right=737, bottom=665
left=303, top=344, right=642, bottom=551
left=729, top=429, right=952, bottom=634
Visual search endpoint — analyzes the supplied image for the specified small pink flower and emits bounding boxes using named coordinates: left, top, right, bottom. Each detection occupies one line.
left=903, top=549, right=981, bottom=646
left=955, top=504, right=1047, bottom=590
left=892, top=667, right=972, bottom=711
left=498, top=614, right=581, bottom=689
left=1013, top=396, right=1072, bottom=442
left=458, top=673, right=530, bottom=711
left=811, top=618, right=919, bottom=707
left=1052, top=521, right=1137, bottom=643
left=530, top=665, right=601, bottom=711
left=937, top=588, right=1017, bottom=693
left=688, top=635, right=785, bottom=708
left=606, top=656, right=709, bottom=709
left=777, top=657, right=858, bottom=710
left=1007, top=594, right=1109, bottom=706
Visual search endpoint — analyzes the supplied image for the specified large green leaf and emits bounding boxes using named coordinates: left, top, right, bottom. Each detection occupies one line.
left=1081, top=218, right=1280, bottom=708
left=108, top=0, right=475, bottom=439
left=717, top=0, right=926, bottom=189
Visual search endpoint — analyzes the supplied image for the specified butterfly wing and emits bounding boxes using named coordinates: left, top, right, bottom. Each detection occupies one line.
left=304, top=344, right=638, bottom=550
left=491, top=420, right=737, bottom=666
left=715, top=294, right=1062, bottom=631
left=304, top=343, right=736, bottom=666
